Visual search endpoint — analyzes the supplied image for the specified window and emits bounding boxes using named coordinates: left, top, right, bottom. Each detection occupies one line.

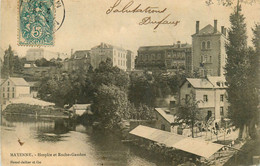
left=12, top=93, right=14, bottom=98
left=3, top=93, right=5, bottom=98
left=220, top=107, right=224, bottom=116
left=12, top=87, right=14, bottom=91
left=7, top=93, right=9, bottom=98
left=161, top=124, right=166, bottom=131
left=185, top=94, right=189, bottom=103
left=8, top=81, right=10, bottom=86
left=202, top=41, right=206, bottom=49
left=210, top=56, right=212, bottom=63
left=207, top=41, right=211, bottom=49
left=220, top=95, right=224, bottom=102
left=7, top=87, right=10, bottom=92
left=203, top=95, right=208, bottom=102
left=188, top=83, right=191, bottom=88
left=204, top=55, right=208, bottom=62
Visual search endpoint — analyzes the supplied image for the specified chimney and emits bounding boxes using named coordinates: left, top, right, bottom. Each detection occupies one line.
left=214, top=20, right=217, bottom=33
left=221, top=26, right=224, bottom=34
left=177, top=41, right=181, bottom=48
left=196, top=21, right=200, bottom=34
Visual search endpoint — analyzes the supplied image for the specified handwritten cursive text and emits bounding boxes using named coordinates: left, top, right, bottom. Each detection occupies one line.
left=139, top=14, right=180, bottom=29
left=106, top=0, right=167, bottom=14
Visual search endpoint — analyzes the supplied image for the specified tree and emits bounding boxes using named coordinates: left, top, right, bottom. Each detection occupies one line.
left=2, top=46, right=14, bottom=77
left=91, top=84, right=129, bottom=129
left=93, top=58, right=130, bottom=92
left=176, top=91, right=202, bottom=138
left=225, top=3, right=258, bottom=139
left=205, top=0, right=257, bottom=6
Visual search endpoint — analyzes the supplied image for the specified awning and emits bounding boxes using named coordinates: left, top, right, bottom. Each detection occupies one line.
left=130, top=125, right=224, bottom=158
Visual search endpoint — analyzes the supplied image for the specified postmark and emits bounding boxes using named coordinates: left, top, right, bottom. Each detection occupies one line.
left=18, top=0, right=55, bottom=46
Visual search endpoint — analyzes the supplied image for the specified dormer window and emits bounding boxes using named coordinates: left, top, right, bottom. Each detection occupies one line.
left=188, top=83, right=191, bottom=88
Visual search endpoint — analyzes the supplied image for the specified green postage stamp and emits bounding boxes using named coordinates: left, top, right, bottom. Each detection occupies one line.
left=18, top=0, right=54, bottom=46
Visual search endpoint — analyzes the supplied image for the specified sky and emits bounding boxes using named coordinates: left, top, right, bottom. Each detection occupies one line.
left=0, top=0, right=259, bottom=58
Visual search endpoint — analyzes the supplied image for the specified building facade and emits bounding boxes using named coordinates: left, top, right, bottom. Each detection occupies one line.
left=135, top=41, right=192, bottom=72
left=0, top=77, right=30, bottom=106
left=179, top=76, right=228, bottom=122
left=126, top=50, right=135, bottom=71
left=154, top=108, right=176, bottom=132
left=90, top=42, right=127, bottom=71
left=26, top=48, right=60, bottom=61
left=192, top=20, right=227, bottom=77
left=63, top=50, right=91, bottom=72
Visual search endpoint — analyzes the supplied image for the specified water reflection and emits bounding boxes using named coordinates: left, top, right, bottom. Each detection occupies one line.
left=1, top=115, right=172, bottom=166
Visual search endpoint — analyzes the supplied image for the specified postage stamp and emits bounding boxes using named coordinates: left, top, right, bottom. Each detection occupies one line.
left=18, top=0, right=55, bottom=46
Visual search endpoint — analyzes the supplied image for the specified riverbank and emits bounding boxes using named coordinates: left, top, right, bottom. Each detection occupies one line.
left=3, top=104, right=70, bottom=118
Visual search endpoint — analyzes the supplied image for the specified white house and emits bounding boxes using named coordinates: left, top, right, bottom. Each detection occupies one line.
left=69, top=104, right=92, bottom=116
left=0, top=77, right=31, bottom=110
left=179, top=76, right=228, bottom=122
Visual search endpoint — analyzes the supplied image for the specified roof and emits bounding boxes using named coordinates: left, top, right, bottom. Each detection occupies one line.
left=9, top=77, right=30, bottom=86
left=186, top=78, right=214, bottom=88
left=207, top=76, right=227, bottom=88
left=92, top=42, right=125, bottom=51
left=182, top=77, right=227, bottom=89
left=1, top=77, right=30, bottom=86
left=9, top=97, right=55, bottom=107
left=72, top=50, right=91, bottom=59
left=130, top=125, right=224, bottom=158
left=1, top=79, right=5, bottom=85
left=155, top=108, right=175, bottom=124
left=138, top=43, right=191, bottom=52
left=71, top=104, right=91, bottom=110
left=195, top=24, right=222, bottom=36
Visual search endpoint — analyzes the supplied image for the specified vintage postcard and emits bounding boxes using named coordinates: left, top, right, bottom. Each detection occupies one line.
left=1, top=0, right=260, bottom=165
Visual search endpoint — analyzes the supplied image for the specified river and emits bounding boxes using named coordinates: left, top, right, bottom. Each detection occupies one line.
left=1, top=116, right=172, bottom=166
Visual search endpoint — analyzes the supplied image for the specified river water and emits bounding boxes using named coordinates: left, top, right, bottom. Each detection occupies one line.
left=1, top=116, right=172, bottom=166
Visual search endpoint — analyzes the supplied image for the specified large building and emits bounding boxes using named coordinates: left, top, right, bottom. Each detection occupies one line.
left=63, top=50, right=91, bottom=72
left=192, top=20, right=227, bottom=77
left=90, top=42, right=127, bottom=71
left=26, top=48, right=60, bottom=61
left=0, top=77, right=30, bottom=106
left=126, top=50, right=135, bottom=71
left=135, top=41, right=192, bottom=72
left=179, top=76, right=229, bottom=122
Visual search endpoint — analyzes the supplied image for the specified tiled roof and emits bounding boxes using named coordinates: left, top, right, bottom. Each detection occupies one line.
left=138, top=43, right=191, bottom=52
left=155, top=108, right=175, bottom=124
